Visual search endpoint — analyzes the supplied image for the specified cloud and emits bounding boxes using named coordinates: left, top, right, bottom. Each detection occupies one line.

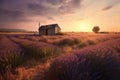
left=102, top=5, right=113, bottom=11
left=45, top=0, right=64, bottom=5
left=102, top=0, right=120, bottom=11
left=0, top=0, right=83, bottom=29
left=27, top=3, right=48, bottom=15
left=27, top=0, right=82, bottom=16
left=0, top=0, right=82, bottom=22
left=0, top=8, right=25, bottom=21
left=0, top=8, right=32, bottom=23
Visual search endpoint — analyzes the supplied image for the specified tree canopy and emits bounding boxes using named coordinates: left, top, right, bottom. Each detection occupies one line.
left=92, top=26, right=100, bottom=33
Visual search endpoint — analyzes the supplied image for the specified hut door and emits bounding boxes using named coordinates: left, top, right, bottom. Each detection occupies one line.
left=46, top=29, right=48, bottom=35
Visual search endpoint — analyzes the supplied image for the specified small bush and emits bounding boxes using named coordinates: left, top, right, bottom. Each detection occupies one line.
left=55, top=38, right=81, bottom=47
left=56, top=32, right=64, bottom=35
left=87, top=40, right=96, bottom=45
left=57, top=38, right=73, bottom=46
left=74, top=38, right=81, bottom=44
left=76, top=40, right=96, bottom=48
left=23, top=45, right=61, bottom=61
left=78, top=42, right=87, bottom=48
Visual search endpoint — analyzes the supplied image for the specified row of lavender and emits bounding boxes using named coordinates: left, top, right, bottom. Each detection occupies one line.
left=0, top=36, right=24, bottom=80
left=0, top=36, right=61, bottom=80
left=15, top=34, right=120, bottom=52
left=0, top=34, right=120, bottom=80
left=43, top=38, right=120, bottom=80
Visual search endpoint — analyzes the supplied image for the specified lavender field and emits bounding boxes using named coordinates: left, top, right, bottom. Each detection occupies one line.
left=0, top=33, right=120, bottom=80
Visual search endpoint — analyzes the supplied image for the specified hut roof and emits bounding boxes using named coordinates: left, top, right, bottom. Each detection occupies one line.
left=39, top=24, right=61, bottom=30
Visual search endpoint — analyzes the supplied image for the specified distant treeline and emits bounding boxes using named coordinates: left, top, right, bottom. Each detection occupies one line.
left=99, top=31, right=120, bottom=34
left=0, top=28, right=28, bottom=33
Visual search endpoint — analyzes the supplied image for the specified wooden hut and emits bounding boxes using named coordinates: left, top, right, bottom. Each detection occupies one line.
left=39, top=24, right=61, bottom=35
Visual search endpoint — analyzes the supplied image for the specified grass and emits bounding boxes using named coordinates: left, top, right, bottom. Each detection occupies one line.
left=0, top=45, right=61, bottom=80
left=0, top=33, right=120, bottom=80
left=0, top=36, right=62, bottom=80
left=86, top=39, right=96, bottom=45
left=54, top=38, right=81, bottom=46
left=54, top=38, right=96, bottom=50
left=0, top=52, right=24, bottom=80
left=78, top=42, right=87, bottom=48
left=42, top=38, right=120, bottom=80
left=23, top=45, right=61, bottom=61
left=43, top=53, right=120, bottom=80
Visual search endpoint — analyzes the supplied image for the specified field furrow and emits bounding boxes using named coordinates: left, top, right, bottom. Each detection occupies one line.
left=0, top=36, right=23, bottom=54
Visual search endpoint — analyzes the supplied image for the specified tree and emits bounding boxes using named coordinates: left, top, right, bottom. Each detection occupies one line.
left=92, top=26, right=100, bottom=33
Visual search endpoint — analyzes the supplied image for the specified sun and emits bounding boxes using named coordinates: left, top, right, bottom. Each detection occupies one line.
left=78, top=22, right=91, bottom=32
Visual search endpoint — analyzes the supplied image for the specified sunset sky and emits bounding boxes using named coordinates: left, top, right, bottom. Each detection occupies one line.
left=0, top=0, right=120, bottom=32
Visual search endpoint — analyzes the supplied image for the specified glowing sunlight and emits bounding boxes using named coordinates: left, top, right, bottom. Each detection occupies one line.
left=78, top=22, right=92, bottom=32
